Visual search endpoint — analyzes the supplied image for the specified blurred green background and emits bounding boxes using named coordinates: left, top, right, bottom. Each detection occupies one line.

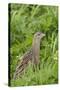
left=9, top=4, right=58, bottom=86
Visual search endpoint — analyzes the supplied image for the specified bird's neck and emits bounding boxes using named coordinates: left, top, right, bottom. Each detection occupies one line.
left=32, top=36, right=41, bottom=65
left=32, top=37, right=40, bottom=49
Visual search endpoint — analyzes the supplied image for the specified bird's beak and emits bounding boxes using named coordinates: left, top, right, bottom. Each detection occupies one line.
left=40, top=33, right=45, bottom=39
left=42, top=33, right=45, bottom=37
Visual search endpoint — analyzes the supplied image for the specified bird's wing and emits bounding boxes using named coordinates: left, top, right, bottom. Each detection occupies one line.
left=13, top=49, right=32, bottom=79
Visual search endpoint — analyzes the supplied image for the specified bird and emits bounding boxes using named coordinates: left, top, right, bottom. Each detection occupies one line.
left=13, top=32, right=45, bottom=79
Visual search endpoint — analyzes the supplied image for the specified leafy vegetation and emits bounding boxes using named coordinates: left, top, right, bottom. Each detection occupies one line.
left=9, top=4, right=58, bottom=86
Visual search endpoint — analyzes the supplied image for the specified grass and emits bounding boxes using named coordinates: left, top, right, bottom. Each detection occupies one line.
left=11, top=61, right=58, bottom=86
left=9, top=4, right=58, bottom=86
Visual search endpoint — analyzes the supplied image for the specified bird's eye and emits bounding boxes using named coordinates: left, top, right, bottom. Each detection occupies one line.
left=38, top=33, right=40, bottom=36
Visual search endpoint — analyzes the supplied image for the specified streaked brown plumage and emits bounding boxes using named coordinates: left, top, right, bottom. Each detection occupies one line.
left=13, top=32, right=45, bottom=79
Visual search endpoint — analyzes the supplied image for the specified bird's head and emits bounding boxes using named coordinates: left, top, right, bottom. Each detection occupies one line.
left=34, top=32, right=45, bottom=40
